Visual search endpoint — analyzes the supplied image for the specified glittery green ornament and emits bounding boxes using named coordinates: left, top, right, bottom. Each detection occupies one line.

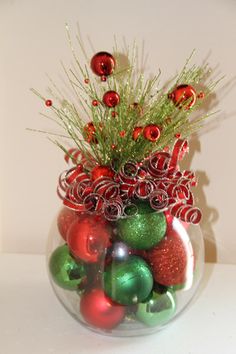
left=136, top=289, right=176, bottom=327
left=116, top=201, right=167, bottom=250
left=103, top=255, right=153, bottom=305
left=49, top=244, right=86, bottom=290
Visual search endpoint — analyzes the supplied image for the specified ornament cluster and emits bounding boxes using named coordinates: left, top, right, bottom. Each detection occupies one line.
left=43, top=47, right=211, bottom=333
left=50, top=203, right=193, bottom=330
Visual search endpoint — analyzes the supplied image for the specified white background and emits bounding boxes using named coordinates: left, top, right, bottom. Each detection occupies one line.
left=0, top=0, right=236, bottom=263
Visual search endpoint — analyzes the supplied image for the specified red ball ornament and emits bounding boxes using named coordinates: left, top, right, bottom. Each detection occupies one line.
left=84, top=78, right=89, bottom=84
left=143, top=124, right=161, bottom=142
left=45, top=99, right=52, bottom=107
left=92, top=99, right=99, bottom=107
left=84, top=122, right=98, bottom=144
left=90, top=52, right=116, bottom=77
left=80, top=288, right=125, bottom=330
left=145, top=228, right=193, bottom=286
left=103, top=91, right=120, bottom=108
left=132, top=127, right=143, bottom=141
left=67, top=215, right=111, bottom=263
left=57, top=207, right=79, bottom=241
left=91, top=165, right=115, bottom=181
left=101, top=75, right=107, bottom=82
left=168, top=84, right=196, bottom=110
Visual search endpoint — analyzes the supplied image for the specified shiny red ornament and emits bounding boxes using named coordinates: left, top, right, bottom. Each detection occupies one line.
left=111, top=144, right=116, bottom=150
left=80, top=288, right=125, bottom=330
left=145, top=230, right=189, bottom=286
left=168, top=84, right=196, bottom=110
left=92, top=99, right=99, bottom=106
left=103, top=91, right=120, bottom=108
left=45, top=99, right=52, bottom=107
left=90, top=52, right=116, bottom=77
left=91, top=165, right=115, bottom=181
left=67, top=215, right=111, bottom=263
left=132, top=127, right=143, bottom=141
left=143, top=124, right=161, bottom=142
left=57, top=207, right=79, bottom=241
left=84, top=78, right=89, bottom=84
left=175, top=133, right=181, bottom=138
left=84, top=122, right=98, bottom=144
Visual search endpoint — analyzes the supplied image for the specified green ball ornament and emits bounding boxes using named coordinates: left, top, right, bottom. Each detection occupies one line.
left=116, top=201, right=167, bottom=250
left=103, top=255, right=153, bottom=305
left=49, top=244, right=86, bottom=290
left=136, top=289, right=176, bottom=327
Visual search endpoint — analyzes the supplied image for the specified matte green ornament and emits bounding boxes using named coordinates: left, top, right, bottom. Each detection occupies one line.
left=136, top=289, right=176, bottom=327
left=103, top=255, right=153, bottom=305
left=116, top=201, right=167, bottom=250
left=49, top=244, right=86, bottom=290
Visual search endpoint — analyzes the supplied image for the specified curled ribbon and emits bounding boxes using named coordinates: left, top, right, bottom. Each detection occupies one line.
left=57, top=139, right=202, bottom=224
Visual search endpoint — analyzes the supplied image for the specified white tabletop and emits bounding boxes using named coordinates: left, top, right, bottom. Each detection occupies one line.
left=0, top=254, right=235, bottom=354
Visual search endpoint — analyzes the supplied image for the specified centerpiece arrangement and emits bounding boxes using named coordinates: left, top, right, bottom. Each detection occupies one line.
left=33, top=32, right=218, bottom=336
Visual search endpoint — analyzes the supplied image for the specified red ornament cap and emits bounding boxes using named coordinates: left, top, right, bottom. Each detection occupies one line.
left=91, top=165, right=115, bottom=181
left=143, top=124, right=161, bottom=142
left=90, top=52, right=116, bottom=77
left=168, top=84, right=196, bottom=110
left=103, top=91, right=120, bottom=108
left=132, top=127, right=143, bottom=141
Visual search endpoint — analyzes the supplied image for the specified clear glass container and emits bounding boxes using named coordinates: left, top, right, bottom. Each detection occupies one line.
left=47, top=202, right=204, bottom=337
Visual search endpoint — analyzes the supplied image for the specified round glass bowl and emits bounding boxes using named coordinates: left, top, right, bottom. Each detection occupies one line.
left=47, top=201, right=204, bottom=337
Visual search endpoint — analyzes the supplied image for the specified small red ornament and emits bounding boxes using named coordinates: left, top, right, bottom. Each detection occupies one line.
left=45, top=99, right=52, bottom=107
left=145, top=228, right=193, bottom=286
left=80, top=288, right=125, bottom=330
left=90, top=52, right=116, bottom=77
left=84, top=122, right=98, bottom=144
left=84, top=78, right=89, bottom=84
left=101, top=75, right=107, bottom=82
left=175, top=133, right=181, bottom=138
left=111, top=111, right=118, bottom=118
left=119, top=130, right=126, bottom=137
left=132, top=127, right=143, bottom=141
left=92, top=99, right=99, bottom=107
left=143, top=124, right=161, bottom=142
left=103, top=91, right=120, bottom=108
left=67, top=215, right=111, bottom=263
left=111, top=144, right=116, bottom=150
left=57, top=207, right=79, bottom=241
left=168, top=84, right=196, bottom=110
left=91, top=165, right=115, bottom=181
left=197, top=91, right=205, bottom=99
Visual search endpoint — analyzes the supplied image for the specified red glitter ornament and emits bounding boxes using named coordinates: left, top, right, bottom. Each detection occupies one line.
left=91, top=165, right=115, bottom=181
left=57, top=207, right=79, bottom=241
left=145, top=228, right=193, bottom=286
left=67, top=215, right=111, bottom=263
left=143, top=124, right=161, bottom=142
left=132, top=127, right=143, bottom=141
left=90, top=52, right=116, bottom=77
left=45, top=99, right=52, bottom=107
left=103, top=91, right=120, bottom=108
left=168, top=84, right=196, bottom=110
left=92, top=99, right=99, bottom=107
left=84, top=122, right=98, bottom=144
left=80, top=288, right=125, bottom=330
